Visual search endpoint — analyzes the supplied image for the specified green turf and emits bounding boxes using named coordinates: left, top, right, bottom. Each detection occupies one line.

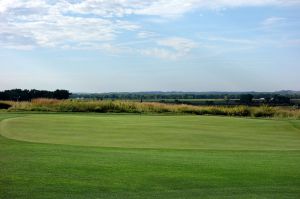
left=1, top=113, right=300, bottom=198
left=2, top=114, right=300, bottom=150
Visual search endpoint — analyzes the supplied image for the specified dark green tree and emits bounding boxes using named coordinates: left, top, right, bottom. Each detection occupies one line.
left=240, top=94, right=253, bottom=104
left=53, top=90, right=71, bottom=99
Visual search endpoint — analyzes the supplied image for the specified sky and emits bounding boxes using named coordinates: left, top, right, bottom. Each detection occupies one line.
left=0, top=0, right=300, bottom=92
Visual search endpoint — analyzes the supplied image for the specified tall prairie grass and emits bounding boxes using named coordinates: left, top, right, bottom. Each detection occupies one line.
left=2, top=99, right=300, bottom=119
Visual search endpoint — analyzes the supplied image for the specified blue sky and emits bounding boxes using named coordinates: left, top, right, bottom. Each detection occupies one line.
left=1, top=0, right=300, bottom=92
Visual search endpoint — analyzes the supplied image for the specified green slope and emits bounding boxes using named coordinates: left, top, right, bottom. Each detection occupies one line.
left=1, top=113, right=300, bottom=199
left=1, top=114, right=300, bottom=150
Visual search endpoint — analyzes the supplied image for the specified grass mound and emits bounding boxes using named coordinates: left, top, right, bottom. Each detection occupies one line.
left=1, top=113, right=300, bottom=198
left=1, top=114, right=300, bottom=150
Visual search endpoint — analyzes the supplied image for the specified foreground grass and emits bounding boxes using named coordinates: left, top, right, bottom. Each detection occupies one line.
left=1, top=113, right=300, bottom=198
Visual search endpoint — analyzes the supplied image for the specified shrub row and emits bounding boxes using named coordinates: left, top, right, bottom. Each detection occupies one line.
left=0, top=102, right=12, bottom=109
left=4, top=99, right=300, bottom=118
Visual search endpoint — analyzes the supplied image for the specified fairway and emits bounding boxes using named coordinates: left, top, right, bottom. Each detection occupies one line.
left=1, top=113, right=300, bottom=198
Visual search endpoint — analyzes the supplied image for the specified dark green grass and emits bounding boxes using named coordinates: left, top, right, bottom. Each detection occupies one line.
left=1, top=113, right=300, bottom=198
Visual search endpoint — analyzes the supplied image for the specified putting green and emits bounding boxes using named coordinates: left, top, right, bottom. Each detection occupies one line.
left=1, top=114, right=300, bottom=150
left=1, top=114, right=300, bottom=198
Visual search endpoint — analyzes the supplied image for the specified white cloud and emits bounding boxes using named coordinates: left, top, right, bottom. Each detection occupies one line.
left=139, top=37, right=197, bottom=60
left=0, top=0, right=299, bottom=52
left=0, top=0, right=22, bottom=13
left=140, top=48, right=179, bottom=60
left=0, top=0, right=139, bottom=50
left=134, top=0, right=300, bottom=17
left=137, top=31, right=158, bottom=39
left=157, top=37, right=197, bottom=53
left=40, top=1, right=300, bottom=18
left=261, top=17, right=286, bottom=27
left=202, top=36, right=257, bottom=45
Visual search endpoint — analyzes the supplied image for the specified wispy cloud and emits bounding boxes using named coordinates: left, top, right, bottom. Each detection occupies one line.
left=262, top=17, right=286, bottom=28
left=203, top=36, right=257, bottom=45
left=133, top=0, right=300, bottom=17
left=0, top=0, right=140, bottom=50
left=140, top=48, right=179, bottom=60
left=157, top=37, right=198, bottom=53
left=137, top=31, right=158, bottom=39
left=139, top=37, right=198, bottom=60
left=0, top=0, right=299, bottom=54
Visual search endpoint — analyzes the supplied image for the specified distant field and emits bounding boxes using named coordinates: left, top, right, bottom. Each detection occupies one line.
left=142, top=99, right=229, bottom=102
left=144, top=98, right=300, bottom=106
left=1, top=113, right=300, bottom=198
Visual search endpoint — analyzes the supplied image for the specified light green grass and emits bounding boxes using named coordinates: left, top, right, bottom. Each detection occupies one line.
left=1, top=113, right=300, bottom=199
left=2, top=114, right=300, bottom=150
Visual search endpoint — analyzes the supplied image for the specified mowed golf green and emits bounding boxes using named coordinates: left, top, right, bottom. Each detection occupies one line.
left=1, top=113, right=300, bottom=198
left=2, top=114, right=300, bottom=150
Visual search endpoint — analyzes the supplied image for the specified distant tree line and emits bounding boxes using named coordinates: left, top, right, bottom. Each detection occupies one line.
left=239, top=94, right=291, bottom=105
left=160, top=94, right=293, bottom=106
left=71, top=92, right=297, bottom=106
left=0, top=89, right=71, bottom=101
left=0, top=89, right=297, bottom=106
left=71, top=91, right=300, bottom=101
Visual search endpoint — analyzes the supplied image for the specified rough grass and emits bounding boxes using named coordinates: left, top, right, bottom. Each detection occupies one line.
left=2, top=99, right=300, bottom=118
left=1, top=113, right=300, bottom=199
